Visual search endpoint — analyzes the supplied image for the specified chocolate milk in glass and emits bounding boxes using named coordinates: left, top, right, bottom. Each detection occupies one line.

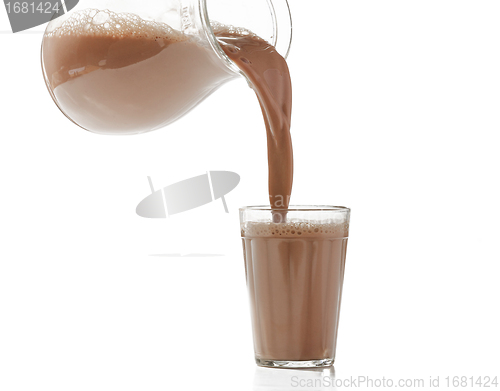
left=241, top=217, right=349, bottom=365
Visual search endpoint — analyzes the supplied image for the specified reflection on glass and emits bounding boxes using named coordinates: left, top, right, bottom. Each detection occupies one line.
left=253, top=366, right=336, bottom=391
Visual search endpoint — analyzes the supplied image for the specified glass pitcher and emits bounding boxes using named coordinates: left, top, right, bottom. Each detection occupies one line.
left=41, top=0, right=292, bottom=135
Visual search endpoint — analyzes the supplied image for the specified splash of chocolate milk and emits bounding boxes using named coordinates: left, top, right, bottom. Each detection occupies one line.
left=216, top=31, right=293, bottom=211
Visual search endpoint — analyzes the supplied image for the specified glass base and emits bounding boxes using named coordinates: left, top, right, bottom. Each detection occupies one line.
left=255, top=358, right=334, bottom=368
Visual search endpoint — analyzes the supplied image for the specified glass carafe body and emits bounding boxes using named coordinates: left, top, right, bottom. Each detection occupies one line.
left=41, top=0, right=292, bottom=135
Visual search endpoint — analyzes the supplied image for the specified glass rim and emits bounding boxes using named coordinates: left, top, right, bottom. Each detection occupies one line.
left=239, top=205, right=350, bottom=212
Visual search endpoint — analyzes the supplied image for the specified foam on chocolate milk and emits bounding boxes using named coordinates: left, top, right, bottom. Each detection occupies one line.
left=44, top=8, right=187, bottom=40
left=242, top=220, right=349, bottom=238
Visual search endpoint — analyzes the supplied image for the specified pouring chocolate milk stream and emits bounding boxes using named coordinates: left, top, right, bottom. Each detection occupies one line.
left=216, top=31, right=293, bottom=212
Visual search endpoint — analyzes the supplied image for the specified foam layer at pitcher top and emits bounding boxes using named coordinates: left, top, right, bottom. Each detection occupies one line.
left=45, top=8, right=187, bottom=40
left=242, top=221, right=349, bottom=238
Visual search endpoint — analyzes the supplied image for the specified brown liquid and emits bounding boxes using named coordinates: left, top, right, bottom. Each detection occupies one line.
left=216, top=32, right=293, bottom=210
left=242, top=222, right=348, bottom=362
left=42, top=10, right=235, bottom=135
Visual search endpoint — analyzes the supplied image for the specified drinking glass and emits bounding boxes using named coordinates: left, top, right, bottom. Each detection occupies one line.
left=240, top=206, right=350, bottom=368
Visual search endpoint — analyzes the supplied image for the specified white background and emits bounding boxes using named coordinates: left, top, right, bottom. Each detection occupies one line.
left=0, top=1, right=499, bottom=390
